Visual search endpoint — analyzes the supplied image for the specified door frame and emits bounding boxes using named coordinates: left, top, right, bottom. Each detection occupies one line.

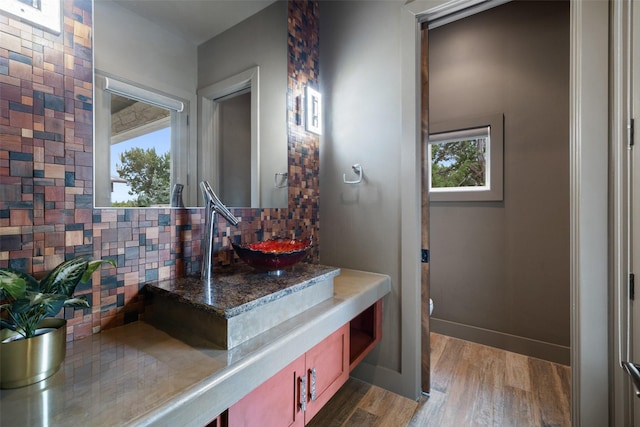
left=611, top=1, right=634, bottom=426
left=419, top=22, right=430, bottom=394
left=402, top=1, right=610, bottom=423
left=632, top=1, right=640, bottom=424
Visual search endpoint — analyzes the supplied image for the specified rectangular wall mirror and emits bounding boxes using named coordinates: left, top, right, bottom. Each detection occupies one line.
left=93, top=0, right=288, bottom=209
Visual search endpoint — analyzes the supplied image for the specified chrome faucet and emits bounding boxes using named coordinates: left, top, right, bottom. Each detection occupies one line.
left=200, top=181, right=240, bottom=283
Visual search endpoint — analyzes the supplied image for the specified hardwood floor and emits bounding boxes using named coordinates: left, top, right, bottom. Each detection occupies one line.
left=308, top=333, right=571, bottom=427
left=307, top=374, right=418, bottom=426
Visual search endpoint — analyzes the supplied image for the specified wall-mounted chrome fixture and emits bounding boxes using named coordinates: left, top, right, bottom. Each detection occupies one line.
left=274, top=172, right=288, bottom=188
left=305, top=86, right=322, bottom=135
left=343, top=164, right=363, bottom=184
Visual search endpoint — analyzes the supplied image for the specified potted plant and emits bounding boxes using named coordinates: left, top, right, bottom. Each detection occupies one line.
left=0, top=256, right=115, bottom=388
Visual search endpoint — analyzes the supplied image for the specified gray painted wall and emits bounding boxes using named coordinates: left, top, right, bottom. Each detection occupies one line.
left=428, top=0, right=571, bottom=364
left=320, top=1, right=411, bottom=395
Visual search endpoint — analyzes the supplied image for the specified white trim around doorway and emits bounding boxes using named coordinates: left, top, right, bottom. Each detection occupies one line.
left=402, top=1, right=610, bottom=425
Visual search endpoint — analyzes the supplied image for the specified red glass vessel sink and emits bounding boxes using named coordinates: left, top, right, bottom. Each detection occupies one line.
left=232, top=237, right=312, bottom=274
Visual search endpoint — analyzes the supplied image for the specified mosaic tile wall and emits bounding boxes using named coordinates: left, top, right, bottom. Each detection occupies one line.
left=0, top=0, right=320, bottom=341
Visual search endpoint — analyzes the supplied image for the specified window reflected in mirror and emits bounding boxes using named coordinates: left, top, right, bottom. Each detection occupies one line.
left=110, top=94, right=172, bottom=207
left=94, top=74, right=188, bottom=208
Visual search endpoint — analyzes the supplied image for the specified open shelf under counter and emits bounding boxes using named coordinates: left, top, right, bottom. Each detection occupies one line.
left=349, top=299, right=383, bottom=371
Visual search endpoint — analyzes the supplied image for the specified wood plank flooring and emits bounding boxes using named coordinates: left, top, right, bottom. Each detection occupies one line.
left=308, top=333, right=571, bottom=427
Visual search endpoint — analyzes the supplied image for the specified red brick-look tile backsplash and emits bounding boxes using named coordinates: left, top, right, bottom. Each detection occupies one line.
left=0, top=0, right=320, bottom=341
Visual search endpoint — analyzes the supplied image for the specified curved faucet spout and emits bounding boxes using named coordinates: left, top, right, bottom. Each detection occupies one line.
left=200, top=181, right=239, bottom=226
left=200, top=181, right=240, bottom=282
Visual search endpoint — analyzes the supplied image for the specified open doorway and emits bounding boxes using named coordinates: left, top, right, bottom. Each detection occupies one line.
left=420, top=0, right=570, bottom=392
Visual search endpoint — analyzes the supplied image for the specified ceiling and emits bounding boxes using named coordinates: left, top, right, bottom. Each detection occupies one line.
left=112, top=0, right=277, bottom=46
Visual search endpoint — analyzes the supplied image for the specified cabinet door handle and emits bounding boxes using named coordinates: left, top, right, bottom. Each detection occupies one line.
left=299, top=375, right=307, bottom=412
left=309, top=367, right=317, bottom=402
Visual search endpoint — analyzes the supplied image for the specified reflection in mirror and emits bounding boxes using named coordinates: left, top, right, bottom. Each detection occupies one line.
left=93, top=0, right=287, bottom=209
left=111, top=95, right=170, bottom=207
left=217, top=90, right=251, bottom=207
left=199, top=67, right=259, bottom=208
left=94, top=74, right=188, bottom=208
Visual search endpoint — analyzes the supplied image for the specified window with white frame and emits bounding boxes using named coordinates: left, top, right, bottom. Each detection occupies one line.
left=429, top=126, right=490, bottom=191
left=428, top=114, right=504, bottom=202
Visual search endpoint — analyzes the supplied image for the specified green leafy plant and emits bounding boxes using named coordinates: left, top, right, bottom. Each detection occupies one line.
left=0, top=257, right=116, bottom=339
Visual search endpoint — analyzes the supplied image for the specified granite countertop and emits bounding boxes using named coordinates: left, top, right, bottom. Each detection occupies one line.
left=0, top=268, right=391, bottom=427
left=145, top=263, right=340, bottom=318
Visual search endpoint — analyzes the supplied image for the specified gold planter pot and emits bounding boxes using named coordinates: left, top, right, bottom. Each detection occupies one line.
left=0, top=318, right=67, bottom=389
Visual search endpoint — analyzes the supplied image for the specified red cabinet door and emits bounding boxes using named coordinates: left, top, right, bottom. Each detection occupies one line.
left=228, top=355, right=306, bottom=427
left=303, top=323, right=350, bottom=422
left=228, top=323, right=350, bottom=426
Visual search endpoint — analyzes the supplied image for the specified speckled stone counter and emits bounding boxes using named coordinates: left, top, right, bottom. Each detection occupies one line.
left=0, top=269, right=391, bottom=427
left=145, top=263, right=341, bottom=349
left=146, top=263, right=340, bottom=318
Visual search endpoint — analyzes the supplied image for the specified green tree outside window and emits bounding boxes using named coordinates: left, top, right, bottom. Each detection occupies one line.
left=430, top=138, right=487, bottom=189
left=115, top=147, right=170, bottom=207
